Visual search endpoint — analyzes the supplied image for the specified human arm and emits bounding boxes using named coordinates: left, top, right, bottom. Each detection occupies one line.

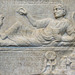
left=62, top=22, right=75, bottom=42
left=17, top=8, right=50, bottom=28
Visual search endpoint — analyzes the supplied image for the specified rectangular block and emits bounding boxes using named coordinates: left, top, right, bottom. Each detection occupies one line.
left=0, top=0, right=75, bottom=75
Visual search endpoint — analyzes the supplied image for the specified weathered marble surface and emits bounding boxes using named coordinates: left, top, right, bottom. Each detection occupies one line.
left=0, top=0, right=75, bottom=75
left=0, top=0, right=75, bottom=47
left=0, top=47, right=74, bottom=75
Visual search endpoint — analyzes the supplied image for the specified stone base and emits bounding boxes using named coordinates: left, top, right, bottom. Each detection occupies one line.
left=0, top=47, right=74, bottom=75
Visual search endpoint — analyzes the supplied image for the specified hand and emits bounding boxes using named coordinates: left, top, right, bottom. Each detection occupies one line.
left=17, top=8, right=27, bottom=15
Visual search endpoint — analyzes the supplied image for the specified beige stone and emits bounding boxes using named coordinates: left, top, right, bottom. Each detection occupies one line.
left=0, top=0, right=74, bottom=75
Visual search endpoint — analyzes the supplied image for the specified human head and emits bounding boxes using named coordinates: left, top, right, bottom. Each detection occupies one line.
left=53, top=4, right=66, bottom=18
left=45, top=51, right=56, bottom=61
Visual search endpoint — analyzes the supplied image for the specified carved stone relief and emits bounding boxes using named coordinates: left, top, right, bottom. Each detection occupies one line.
left=0, top=3, right=74, bottom=47
left=0, top=0, right=75, bottom=75
left=41, top=51, right=57, bottom=75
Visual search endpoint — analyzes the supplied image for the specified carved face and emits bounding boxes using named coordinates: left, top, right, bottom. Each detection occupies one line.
left=53, top=5, right=66, bottom=18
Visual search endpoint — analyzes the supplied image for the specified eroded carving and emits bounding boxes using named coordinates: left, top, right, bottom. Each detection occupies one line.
left=0, top=14, right=4, bottom=28
left=41, top=51, right=57, bottom=75
left=60, top=56, right=71, bottom=70
left=38, top=52, right=75, bottom=75
left=70, top=53, right=75, bottom=70
left=0, top=4, right=75, bottom=47
left=0, top=0, right=75, bottom=75
left=53, top=55, right=72, bottom=75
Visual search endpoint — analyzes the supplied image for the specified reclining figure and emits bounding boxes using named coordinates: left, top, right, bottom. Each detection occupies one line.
left=0, top=4, right=75, bottom=46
